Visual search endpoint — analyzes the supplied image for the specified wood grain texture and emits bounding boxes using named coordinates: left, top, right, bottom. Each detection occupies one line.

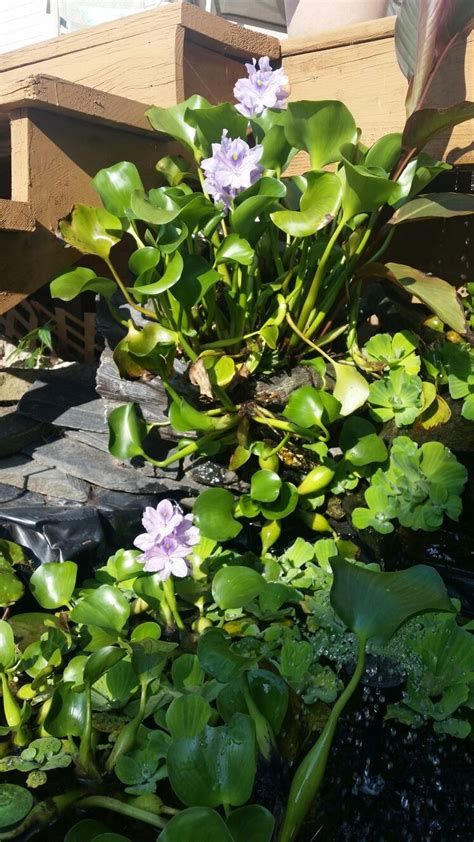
left=0, top=109, right=170, bottom=314
left=283, top=16, right=474, bottom=171
left=0, top=3, right=279, bottom=108
left=0, top=198, right=35, bottom=231
left=0, top=75, right=154, bottom=135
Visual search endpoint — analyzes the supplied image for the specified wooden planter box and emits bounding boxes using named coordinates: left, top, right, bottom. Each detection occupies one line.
left=282, top=16, right=474, bottom=175
left=0, top=3, right=277, bottom=315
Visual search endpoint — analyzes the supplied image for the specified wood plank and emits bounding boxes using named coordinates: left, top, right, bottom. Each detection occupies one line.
left=0, top=198, right=35, bottom=231
left=283, top=23, right=474, bottom=171
left=0, top=3, right=279, bottom=109
left=0, top=75, right=154, bottom=136
left=281, top=16, right=396, bottom=56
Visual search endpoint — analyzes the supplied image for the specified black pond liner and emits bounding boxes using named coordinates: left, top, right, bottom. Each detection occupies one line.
left=289, top=656, right=474, bottom=842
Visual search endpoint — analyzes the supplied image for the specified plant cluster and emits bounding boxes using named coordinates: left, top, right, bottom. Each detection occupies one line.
left=0, top=517, right=458, bottom=841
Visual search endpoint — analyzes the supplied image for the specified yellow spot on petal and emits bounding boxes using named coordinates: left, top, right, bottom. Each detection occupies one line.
left=232, top=152, right=239, bottom=160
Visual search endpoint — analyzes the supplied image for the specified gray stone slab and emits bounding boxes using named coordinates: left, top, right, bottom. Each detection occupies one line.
left=26, top=437, right=194, bottom=495
left=0, top=406, right=51, bottom=457
left=0, top=482, right=45, bottom=507
left=64, top=429, right=111, bottom=453
left=0, top=454, right=89, bottom=502
left=18, top=364, right=106, bottom=433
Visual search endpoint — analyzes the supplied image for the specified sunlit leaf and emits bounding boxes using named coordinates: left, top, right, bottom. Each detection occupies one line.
left=29, top=561, right=77, bottom=609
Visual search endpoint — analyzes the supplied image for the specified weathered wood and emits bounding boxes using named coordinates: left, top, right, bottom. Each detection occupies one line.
left=0, top=3, right=279, bottom=108
left=283, top=16, right=474, bottom=173
left=0, top=198, right=34, bottom=231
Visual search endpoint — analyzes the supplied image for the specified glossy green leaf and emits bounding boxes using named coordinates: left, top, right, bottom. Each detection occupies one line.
left=285, top=101, right=357, bottom=169
left=271, top=171, right=342, bottom=237
left=105, top=549, right=144, bottom=584
left=158, top=807, right=232, bottom=842
left=342, top=157, right=403, bottom=219
left=166, top=694, right=213, bottom=738
left=168, top=395, right=232, bottom=433
left=44, top=682, right=87, bottom=737
left=284, top=386, right=340, bottom=435
left=133, top=574, right=165, bottom=611
left=64, top=820, right=108, bottom=842
left=340, top=417, right=387, bottom=466
left=93, top=161, right=144, bottom=218
left=0, top=784, right=34, bottom=829
left=186, top=104, right=248, bottom=156
left=231, top=177, right=286, bottom=244
left=130, top=621, right=161, bottom=642
left=215, top=234, right=254, bottom=266
left=0, top=570, right=24, bottom=608
left=167, top=713, right=256, bottom=808
left=390, top=192, right=474, bottom=224
left=331, top=361, right=369, bottom=417
left=365, top=133, right=402, bottom=172
left=131, top=638, right=176, bottom=682
left=146, top=95, right=211, bottom=152
left=212, top=566, right=265, bottom=610
left=258, top=482, right=299, bottom=521
left=130, top=189, right=181, bottom=225
left=83, top=646, right=125, bottom=686
left=218, top=669, right=288, bottom=737
left=250, top=469, right=282, bottom=503
left=226, top=805, right=275, bottom=842
left=108, top=403, right=147, bottom=460
left=29, top=561, right=77, bottom=609
left=128, top=247, right=161, bottom=275
left=0, top=620, right=16, bottom=671
left=251, top=108, right=295, bottom=172
left=198, top=629, right=257, bottom=683
left=330, top=557, right=453, bottom=644
left=133, top=252, right=183, bottom=296
left=70, top=585, right=130, bottom=633
left=59, top=205, right=122, bottom=259
left=193, top=489, right=242, bottom=542
left=402, top=102, right=474, bottom=153
left=171, top=255, right=221, bottom=309
left=50, top=267, right=116, bottom=302
left=385, top=262, right=466, bottom=334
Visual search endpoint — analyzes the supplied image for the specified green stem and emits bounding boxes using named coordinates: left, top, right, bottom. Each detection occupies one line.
left=78, top=685, right=100, bottom=780
left=76, top=796, right=167, bottom=829
left=106, top=259, right=157, bottom=322
left=279, top=635, right=367, bottom=842
left=105, top=680, right=148, bottom=772
left=162, top=577, right=185, bottom=630
left=242, top=673, right=276, bottom=761
left=1, top=672, right=22, bottom=727
left=295, top=217, right=347, bottom=336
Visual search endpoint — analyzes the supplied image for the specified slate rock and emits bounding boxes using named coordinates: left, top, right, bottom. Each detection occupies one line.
left=0, top=406, right=51, bottom=457
left=0, top=482, right=45, bottom=507
left=25, top=437, right=199, bottom=495
left=18, top=364, right=106, bottom=433
left=0, top=454, right=89, bottom=502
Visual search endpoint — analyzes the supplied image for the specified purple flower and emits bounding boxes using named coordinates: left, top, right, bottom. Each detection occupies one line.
left=234, top=56, right=289, bottom=118
left=201, top=130, right=263, bottom=208
left=134, top=499, right=200, bottom=580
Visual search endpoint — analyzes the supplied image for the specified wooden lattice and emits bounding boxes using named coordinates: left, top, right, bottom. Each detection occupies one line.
left=0, top=295, right=102, bottom=363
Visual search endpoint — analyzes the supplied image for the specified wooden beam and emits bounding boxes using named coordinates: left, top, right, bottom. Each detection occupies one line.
left=0, top=199, right=34, bottom=231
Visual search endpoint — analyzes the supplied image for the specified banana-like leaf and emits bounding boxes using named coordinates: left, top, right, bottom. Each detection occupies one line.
left=389, top=191, right=474, bottom=224
left=395, top=0, right=474, bottom=115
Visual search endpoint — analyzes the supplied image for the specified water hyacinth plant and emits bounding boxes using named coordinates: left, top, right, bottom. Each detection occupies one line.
left=50, top=10, right=474, bottom=488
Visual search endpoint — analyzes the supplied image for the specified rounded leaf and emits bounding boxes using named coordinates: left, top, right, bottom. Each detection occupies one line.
left=285, top=101, right=357, bottom=169
left=226, top=805, right=275, bottom=842
left=50, top=267, right=116, bottom=302
left=93, top=161, right=144, bottom=218
left=166, top=694, right=212, bottom=738
left=70, top=585, right=130, bottom=633
left=0, top=784, right=34, bottom=829
left=30, top=561, right=77, bottom=609
left=0, top=620, right=16, bottom=671
left=193, top=489, right=242, bottom=542
left=250, top=470, right=282, bottom=503
left=158, top=807, right=232, bottom=842
left=212, top=566, right=265, bottom=610
left=59, top=205, right=121, bottom=259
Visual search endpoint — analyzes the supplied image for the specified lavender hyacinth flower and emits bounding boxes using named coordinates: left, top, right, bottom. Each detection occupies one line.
left=134, top=499, right=200, bottom=580
left=201, top=129, right=263, bottom=208
left=234, top=56, right=289, bottom=118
